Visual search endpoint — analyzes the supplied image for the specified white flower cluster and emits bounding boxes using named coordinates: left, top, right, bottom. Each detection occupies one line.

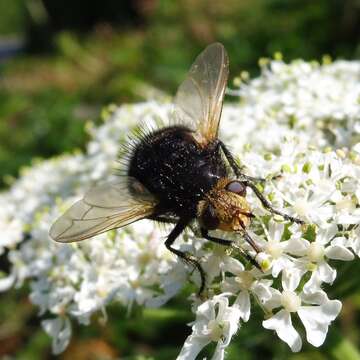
left=0, top=58, right=360, bottom=358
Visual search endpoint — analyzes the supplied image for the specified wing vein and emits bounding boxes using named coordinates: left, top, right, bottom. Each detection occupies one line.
left=173, top=43, right=229, bottom=146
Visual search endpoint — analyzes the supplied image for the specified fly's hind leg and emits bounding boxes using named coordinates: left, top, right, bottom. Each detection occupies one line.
left=165, top=218, right=206, bottom=295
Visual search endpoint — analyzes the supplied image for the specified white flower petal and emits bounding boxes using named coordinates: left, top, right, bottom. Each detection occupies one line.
left=251, top=282, right=272, bottom=304
left=42, top=317, right=72, bottom=355
left=0, top=273, right=15, bottom=291
left=284, top=237, right=309, bottom=256
left=298, top=300, right=342, bottom=347
left=197, top=299, right=217, bottom=322
left=271, top=257, right=293, bottom=278
left=177, top=336, right=210, bottom=360
left=221, top=306, right=242, bottom=346
left=234, top=290, right=251, bottom=322
left=268, top=221, right=284, bottom=243
left=301, top=291, right=327, bottom=305
left=316, top=224, right=338, bottom=245
left=317, top=262, right=337, bottom=284
left=263, top=288, right=282, bottom=311
left=303, top=270, right=327, bottom=294
left=222, top=257, right=245, bottom=274
left=212, top=342, right=225, bottom=360
left=220, top=277, right=239, bottom=294
left=282, top=267, right=303, bottom=292
left=325, top=245, right=354, bottom=261
left=263, top=309, right=302, bottom=352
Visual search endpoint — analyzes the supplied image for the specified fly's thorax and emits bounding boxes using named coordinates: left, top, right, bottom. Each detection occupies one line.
left=197, top=178, right=252, bottom=232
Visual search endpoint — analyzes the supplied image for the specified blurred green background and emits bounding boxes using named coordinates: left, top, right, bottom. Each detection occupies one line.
left=1, top=0, right=360, bottom=358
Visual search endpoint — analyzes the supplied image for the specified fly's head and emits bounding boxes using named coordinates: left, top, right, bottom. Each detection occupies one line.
left=198, top=179, right=253, bottom=232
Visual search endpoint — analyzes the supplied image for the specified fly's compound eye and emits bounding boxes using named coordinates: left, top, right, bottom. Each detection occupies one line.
left=201, top=204, right=219, bottom=230
left=226, top=181, right=246, bottom=196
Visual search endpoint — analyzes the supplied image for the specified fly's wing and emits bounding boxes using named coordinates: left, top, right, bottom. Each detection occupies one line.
left=49, top=177, right=157, bottom=243
left=174, top=42, right=229, bottom=146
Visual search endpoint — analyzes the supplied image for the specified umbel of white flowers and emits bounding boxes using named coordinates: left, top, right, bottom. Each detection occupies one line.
left=0, top=57, right=360, bottom=358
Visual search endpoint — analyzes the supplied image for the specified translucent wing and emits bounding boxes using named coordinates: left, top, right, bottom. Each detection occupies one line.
left=49, top=177, right=157, bottom=243
left=174, top=42, right=229, bottom=146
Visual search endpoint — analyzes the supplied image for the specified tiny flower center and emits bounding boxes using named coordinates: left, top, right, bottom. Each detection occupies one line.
left=130, top=279, right=140, bottom=289
left=96, top=287, right=108, bottom=298
left=281, top=290, right=301, bottom=313
left=208, top=320, right=225, bottom=342
left=307, top=262, right=318, bottom=272
left=235, top=271, right=254, bottom=290
left=213, top=244, right=227, bottom=257
left=256, top=252, right=272, bottom=271
left=266, top=242, right=283, bottom=259
left=336, top=197, right=354, bottom=212
left=138, top=253, right=151, bottom=266
left=307, top=242, right=325, bottom=263
left=293, top=198, right=309, bottom=217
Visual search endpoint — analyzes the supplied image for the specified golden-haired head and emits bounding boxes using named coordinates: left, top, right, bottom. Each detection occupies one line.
left=198, top=178, right=253, bottom=232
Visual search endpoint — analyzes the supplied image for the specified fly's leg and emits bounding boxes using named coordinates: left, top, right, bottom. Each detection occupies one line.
left=218, top=141, right=304, bottom=224
left=244, top=180, right=304, bottom=224
left=201, top=223, right=260, bottom=254
left=200, top=228, right=232, bottom=246
left=165, top=218, right=206, bottom=295
left=218, top=141, right=265, bottom=182
left=201, top=228, right=261, bottom=270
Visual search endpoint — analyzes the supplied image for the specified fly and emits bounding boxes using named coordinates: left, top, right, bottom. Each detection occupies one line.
left=50, top=43, right=304, bottom=294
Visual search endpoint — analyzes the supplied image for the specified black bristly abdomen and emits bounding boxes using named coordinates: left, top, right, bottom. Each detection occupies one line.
left=128, top=125, right=228, bottom=217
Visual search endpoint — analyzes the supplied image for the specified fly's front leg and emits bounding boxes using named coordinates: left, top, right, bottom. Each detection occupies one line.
left=244, top=180, right=304, bottom=224
left=218, top=141, right=304, bottom=224
left=165, top=218, right=206, bottom=295
left=218, top=141, right=265, bottom=182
